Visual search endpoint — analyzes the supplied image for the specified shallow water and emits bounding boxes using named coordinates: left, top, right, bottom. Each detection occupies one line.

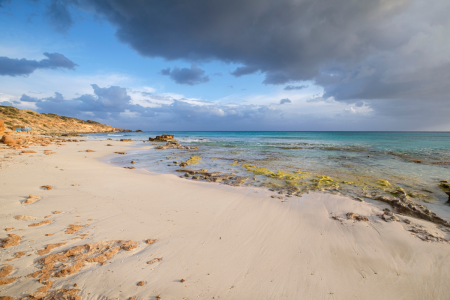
left=89, top=131, right=450, bottom=220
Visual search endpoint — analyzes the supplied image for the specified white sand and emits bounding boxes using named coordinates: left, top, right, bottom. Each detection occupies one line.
left=1, top=139, right=450, bottom=299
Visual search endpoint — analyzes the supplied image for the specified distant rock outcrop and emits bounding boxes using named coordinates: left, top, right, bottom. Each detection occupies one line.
left=149, top=134, right=174, bottom=142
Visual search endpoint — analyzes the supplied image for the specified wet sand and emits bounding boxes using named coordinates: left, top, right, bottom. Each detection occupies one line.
left=1, top=138, right=450, bottom=299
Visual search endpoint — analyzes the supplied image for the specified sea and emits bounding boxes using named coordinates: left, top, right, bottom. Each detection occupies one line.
left=88, top=131, right=450, bottom=220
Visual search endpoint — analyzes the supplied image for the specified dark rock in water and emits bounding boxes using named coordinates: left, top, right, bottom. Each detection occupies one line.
left=176, top=168, right=221, bottom=177
left=149, top=134, right=174, bottom=142
left=136, top=130, right=143, bottom=132
left=446, top=191, right=450, bottom=203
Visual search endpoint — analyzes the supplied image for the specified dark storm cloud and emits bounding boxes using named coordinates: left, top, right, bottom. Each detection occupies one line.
left=280, top=98, right=292, bottom=104
left=231, top=66, right=259, bottom=77
left=45, top=0, right=73, bottom=33
left=284, top=85, right=308, bottom=91
left=0, top=53, right=78, bottom=76
left=49, top=0, right=450, bottom=104
left=160, top=65, right=209, bottom=85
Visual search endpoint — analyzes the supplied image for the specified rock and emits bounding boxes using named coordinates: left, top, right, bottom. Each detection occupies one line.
left=86, top=150, right=96, bottom=152
left=41, top=185, right=53, bottom=190
left=131, top=161, right=136, bottom=164
left=120, top=139, right=132, bottom=142
left=21, top=150, right=36, bottom=153
left=180, top=162, right=187, bottom=167
left=106, top=144, right=113, bottom=146
left=124, top=167, right=136, bottom=169
left=0, top=119, right=5, bottom=133
left=136, top=130, right=143, bottom=132
left=0, top=135, right=16, bottom=146
left=149, top=134, right=174, bottom=142
left=137, top=281, right=146, bottom=286
left=114, top=152, right=127, bottom=155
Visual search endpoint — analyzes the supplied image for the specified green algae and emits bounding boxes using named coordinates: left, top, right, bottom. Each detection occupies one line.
left=267, top=170, right=292, bottom=178
left=376, top=179, right=391, bottom=187
left=439, top=181, right=450, bottom=192
left=186, top=156, right=202, bottom=165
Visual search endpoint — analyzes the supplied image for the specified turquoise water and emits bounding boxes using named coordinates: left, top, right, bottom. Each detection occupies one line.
left=90, top=131, right=450, bottom=219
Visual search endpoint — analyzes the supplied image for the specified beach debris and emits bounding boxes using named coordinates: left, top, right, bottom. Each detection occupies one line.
left=145, top=238, right=158, bottom=244
left=24, top=194, right=41, bottom=204
left=346, top=212, right=369, bottom=222
left=24, top=240, right=137, bottom=297
left=107, top=144, right=113, bottom=146
left=41, top=185, right=53, bottom=190
left=137, top=281, right=146, bottom=286
left=86, top=149, right=96, bottom=152
left=331, top=215, right=345, bottom=223
left=37, top=243, right=67, bottom=255
left=14, top=215, right=37, bottom=220
left=22, top=150, right=37, bottom=153
left=0, top=264, right=19, bottom=286
left=6, top=251, right=26, bottom=261
left=53, top=211, right=62, bottom=214
left=115, top=152, right=127, bottom=154
left=65, top=224, right=87, bottom=234
left=124, top=166, right=136, bottom=169
left=180, top=279, right=186, bottom=283
left=4, top=228, right=14, bottom=232
left=29, top=220, right=53, bottom=227
left=147, top=257, right=162, bottom=264
left=408, top=225, right=449, bottom=243
left=380, top=210, right=399, bottom=222
left=1, top=234, right=21, bottom=248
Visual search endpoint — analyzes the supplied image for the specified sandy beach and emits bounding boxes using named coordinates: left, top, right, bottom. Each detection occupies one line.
left=1, top=138, right=450, bottom=299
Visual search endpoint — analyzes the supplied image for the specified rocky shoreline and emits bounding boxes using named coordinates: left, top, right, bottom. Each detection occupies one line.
left=134, top=137, right=450, bottom=229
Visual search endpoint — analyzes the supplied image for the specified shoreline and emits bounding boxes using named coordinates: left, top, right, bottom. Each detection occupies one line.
left=1, top=138, right=450, bottom=299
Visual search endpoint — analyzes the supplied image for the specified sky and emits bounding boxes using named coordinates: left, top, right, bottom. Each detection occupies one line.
left=0, top=0, right=449, bottom=131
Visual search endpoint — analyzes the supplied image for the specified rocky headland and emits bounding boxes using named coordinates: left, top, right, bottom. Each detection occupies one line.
left=0, top=105, right=130, bottom=135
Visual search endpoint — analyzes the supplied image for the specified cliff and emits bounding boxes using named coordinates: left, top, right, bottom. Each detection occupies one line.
left=0, top=105, right=131, bottom=134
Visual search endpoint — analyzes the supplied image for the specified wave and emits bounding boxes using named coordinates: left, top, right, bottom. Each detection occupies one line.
left=107, top=134, right=124, bottom=136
